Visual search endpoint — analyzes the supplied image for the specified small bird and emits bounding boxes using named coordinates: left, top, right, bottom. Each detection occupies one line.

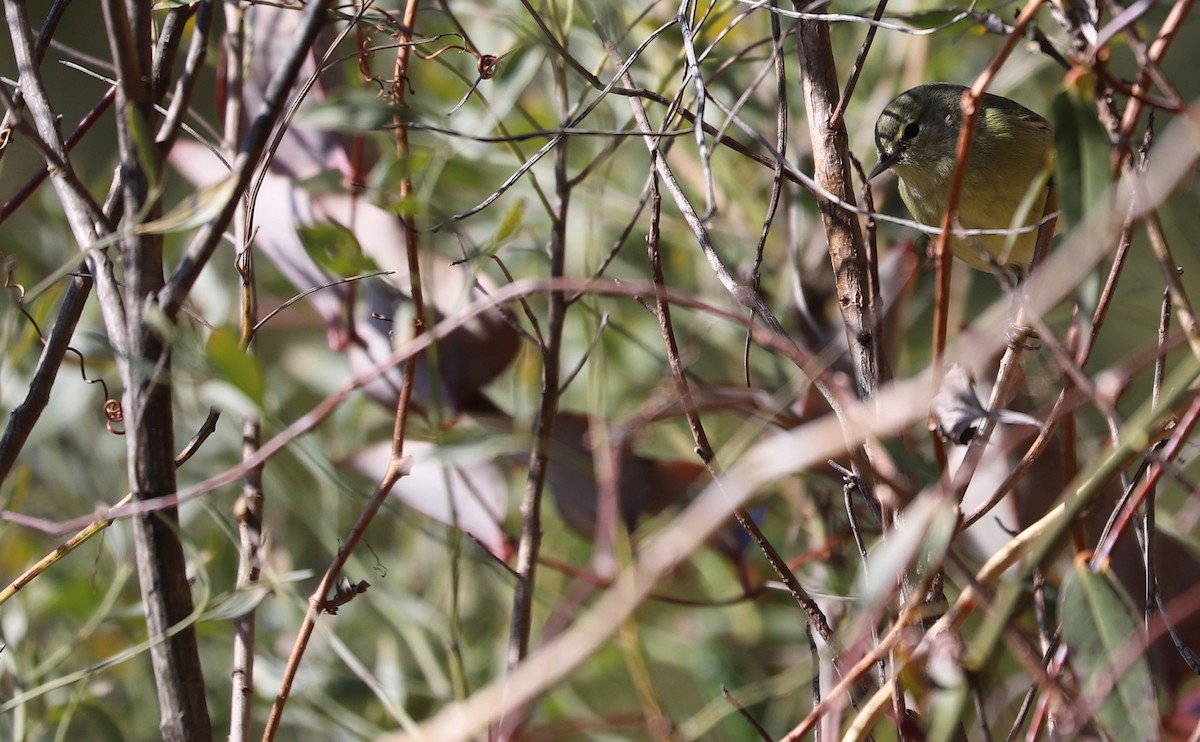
left=869, top=83, right=1055, bottom=275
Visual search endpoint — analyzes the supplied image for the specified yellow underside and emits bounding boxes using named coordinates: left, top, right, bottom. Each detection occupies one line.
left=897, top=152, right=1055, bottom=274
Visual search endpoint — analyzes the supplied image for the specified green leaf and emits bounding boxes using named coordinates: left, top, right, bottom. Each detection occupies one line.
left=1053, top=80, right=1113, bottom=231
left=206, top=328, right=264, bottom=406
left=296, top=222, right=380, bottom=276
left=473, top=198, right=525, bottom=259
left=494, top=199, right=525, bottom=245
left=859, top=492, right=956, bottom=610
left=295, top=89, right=396, bottom=132
left=1060, top=564, right=1160, bottom=742
left=136, top=174, right=239, bottom=235
left=581, top=0, right=624, bottom=41
left=201, top=587, right=268, bottom=622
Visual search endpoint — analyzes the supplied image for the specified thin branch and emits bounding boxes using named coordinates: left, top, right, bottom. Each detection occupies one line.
left=159, top=0, right=336, bottom=319
left=264, top=2, right=425, bottom=737
left=499, top=8, right=573, bottom=738
left=0, top=269, right=91, bottom=485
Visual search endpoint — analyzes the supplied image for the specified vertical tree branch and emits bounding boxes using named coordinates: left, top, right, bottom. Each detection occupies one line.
left=503, top=8, right=571, bottom=737
left=99, top=0, right=212, bottom=737
left=264, top=0, right=424, bottom=736
left=225, top=3, right=259, bottom=737
left=791, top=3, right=883, bottom=397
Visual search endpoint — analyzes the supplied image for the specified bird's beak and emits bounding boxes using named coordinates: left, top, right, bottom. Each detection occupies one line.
left=867, top=151, right=895, bottom=181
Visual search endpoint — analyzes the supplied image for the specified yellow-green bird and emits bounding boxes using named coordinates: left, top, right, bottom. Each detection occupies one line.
left=869, top=83, right=1056, bottom=275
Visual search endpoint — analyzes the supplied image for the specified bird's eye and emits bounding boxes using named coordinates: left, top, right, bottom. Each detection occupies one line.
left=902, top=122, right=920, bottom=140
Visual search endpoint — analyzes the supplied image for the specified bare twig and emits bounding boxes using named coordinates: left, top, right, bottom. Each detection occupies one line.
left=0, top=269, right=92, bottom=485
left=98, top=0, right=214, bottom=735
left=500, top=6, right=573, bottom=739
left=159, top=0, right=336, bottom=319
left=227, top=5, right=256, bottom=737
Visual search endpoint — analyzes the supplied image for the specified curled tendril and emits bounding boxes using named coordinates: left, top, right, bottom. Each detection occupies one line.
left=414, top=42, right=468, bottom=63
left=413, top=42, right=505, bottom=80
left=477, top=54, right=500, bottom=80
left=3, top=255, right=44, bottom=338
left=416, top=44, right=502, bottom=78
left=103, top=399, right=125, bottom=435
left=449, top=51, right=506, bottom=116
left=352, top=16, right=502, bottom=115
left=3, top=256, right=124, bottom=435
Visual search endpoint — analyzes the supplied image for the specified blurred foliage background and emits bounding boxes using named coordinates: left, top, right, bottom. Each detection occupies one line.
left=1, top=1, right=1199, bottom=740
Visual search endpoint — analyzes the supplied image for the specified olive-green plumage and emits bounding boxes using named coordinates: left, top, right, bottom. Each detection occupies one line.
left=870, top=83, right=1055, bottom=274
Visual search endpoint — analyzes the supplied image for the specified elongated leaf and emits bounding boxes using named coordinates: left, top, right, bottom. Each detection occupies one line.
left=1053, top=79, right=1112, bottom=231
left=136, top=173, right=239, bottom=235
left=859, top=492, right=957, bottom=610
left=297, top=222, right=380, bottom=277
left=206, top=328, right=264, bottom=406
left=1060, top=564, right=1160, bottom=742
left=492, top=199, right=525, bottom=247
left=295, top=89, right=396, bottom=132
